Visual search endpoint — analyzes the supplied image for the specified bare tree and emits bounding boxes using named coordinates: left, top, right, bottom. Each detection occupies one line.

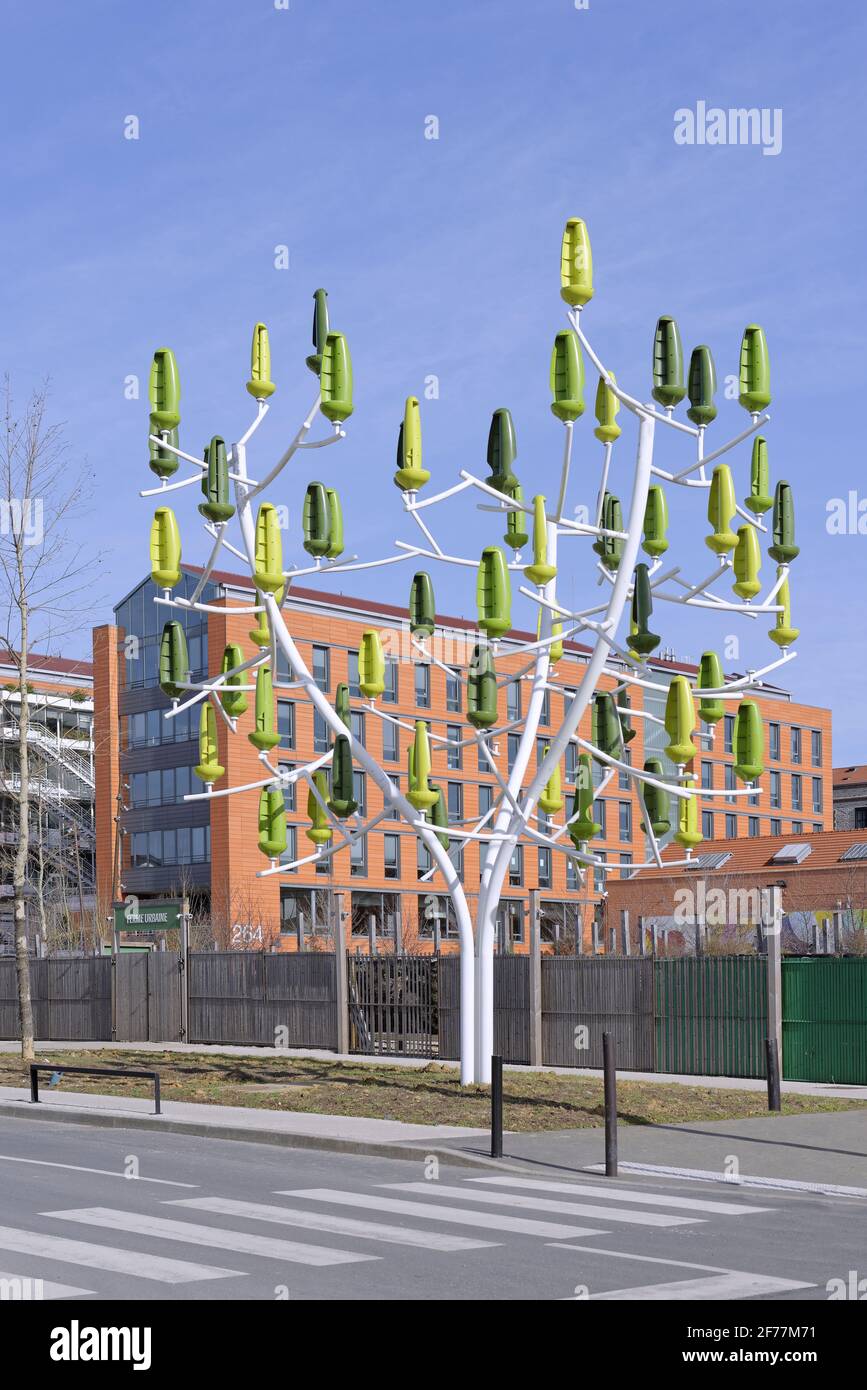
left=0, top=380, right=100, bottom=1057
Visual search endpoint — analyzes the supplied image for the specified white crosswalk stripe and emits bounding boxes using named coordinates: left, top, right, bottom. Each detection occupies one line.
left=168, top=1196, right=496, bottom=1252
left=467, top=1176, right=772, bottom=1216
left=383, top=1183, right=699, bottom=1228
left=276, top=1188, right=605, bottom=1239
left=44, top=1207, right=376, bottom=1268
left=0, top=1269, right=94, bottom=1299
left=586, top=1273, right=815, bottom=1300
left=0, top=1223, right=239, bottom=1284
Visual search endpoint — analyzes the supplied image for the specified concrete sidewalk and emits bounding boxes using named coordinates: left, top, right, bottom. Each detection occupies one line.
left=434, top=1110, right=867, bottom=1194
left=2, top=1039, right=865, bottom=1100
left=0, top=1083, right=492, bottom=1165
left=1, top=1076, right=866, bottom=1192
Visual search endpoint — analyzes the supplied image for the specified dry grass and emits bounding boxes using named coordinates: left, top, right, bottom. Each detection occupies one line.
left=2, top=1049, right=864, bottom=1131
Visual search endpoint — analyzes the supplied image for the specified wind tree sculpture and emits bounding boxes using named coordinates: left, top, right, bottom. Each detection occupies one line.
left=142, top=219, right=798, bottom=1085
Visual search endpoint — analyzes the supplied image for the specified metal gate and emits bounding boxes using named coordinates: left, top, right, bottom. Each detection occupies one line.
left=654, top=956, right=768, bottom=1078
left=348, top=954, right=436, bottom=1057
left=783, top=957, right=867, bottom=1084
left=115, top=952, right=182, bottom=1043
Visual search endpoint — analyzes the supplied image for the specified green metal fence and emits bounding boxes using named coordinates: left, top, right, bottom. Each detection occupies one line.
left=654, top=957, right=768, bottom=1078
left=782, top=958, right=867, bottom=1085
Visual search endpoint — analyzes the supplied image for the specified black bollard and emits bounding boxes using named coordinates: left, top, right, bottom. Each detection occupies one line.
left=490, top=1054, right=503, bottom=1158
left=603, top=1032, right=618, bottom=1177
left=766, top=1036, right=782, bottom=1113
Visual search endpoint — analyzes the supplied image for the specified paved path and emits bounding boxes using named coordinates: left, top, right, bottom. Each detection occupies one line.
left=0, top=1117, right=861, bottom=1301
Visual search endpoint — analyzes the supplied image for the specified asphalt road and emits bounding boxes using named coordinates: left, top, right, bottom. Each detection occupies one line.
left=0, top=1118, right=863, bottom=1301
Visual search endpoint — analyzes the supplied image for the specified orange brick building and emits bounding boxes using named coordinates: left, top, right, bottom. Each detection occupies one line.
left=93, top=565, right=833, bottom=953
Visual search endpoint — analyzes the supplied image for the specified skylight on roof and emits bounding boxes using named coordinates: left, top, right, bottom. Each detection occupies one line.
left=840, top=843, right=867, bottom=862
left=686, top=851, right=732, bottom=871
left=770, top=843, right=812, bottom=865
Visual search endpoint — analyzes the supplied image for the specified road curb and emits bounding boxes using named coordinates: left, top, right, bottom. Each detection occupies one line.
left=0, top=1100, right=502, bottom=1169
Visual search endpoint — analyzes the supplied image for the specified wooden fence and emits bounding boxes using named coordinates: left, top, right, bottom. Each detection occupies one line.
left=1, top=950, right=863, bottom=1085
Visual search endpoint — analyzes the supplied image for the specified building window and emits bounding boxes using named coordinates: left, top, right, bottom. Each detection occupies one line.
left=417, top=839, right=432, bottom=879
left=313, top=710, right=330, bottom=755
left=277, top=700, right=295, bottom=748
left=446, top=669, right=461, bottom=713
left=769, top=722, right=780, bottom=762
left=619, top=801, right=631, bottom=843
left=275, top=646, right=294, bottom=684
left=383, top=656, right=398, bottom=704
left=312, top=645, right=330, bottom=692
left=349, top=710, right=365, bottom=748
left=595, top=799, right=606, bottom=838
left=771, top=817, right=782, bottom=836
left=701, top=760, right=713, bottom=791
left=791, top=727, right=802, bottom=765
left=538, top=847, right=552, bottom=890
left=811, top=729, right=822, bottom=767
left=347, top=651, right=361, bottom=698
left=507, top=733, right=520, bottom=773
left=539, top=690, right=550, bottom=727
left=593, top=852, right=607, bottom=895
left=279, top=825, right=298, bottom=870
left=350, top=834, right=367, bottom=877
left=447, top=725, right=462, bottom=770
left=792, top=821, right=803, bottom=834
left=384, top=833, right=400, bottom=880
left=618, top=748, right=631, bottom=791
left=702, top=810, right=714, bottom=840
left=770, top=770, right=781, bottom=809
left=498, top=901, right=525, bottom=947
left=353, top=770, right=366, bottom=817
left=382, top=719, right=398, bottom=762
left=723, top=715, right=734, bottom=754
left=478, top=784, right=494, bottom=818
left=414, top=663, right=430, bottom=708
left=385, top=774, right=401, bottom=818
left=791, top=773, right=803, bottom=813
left=509, top=846, right=524, bottom=887
left=748, top=815, right=759, bottom=837
left=565, top=742, right=578, bottom=785
left=507, top=680, right=521, bottom=722
left=725, top=813, right=737, bottom=839
left=278, top=763, right=297, bottom=812
left=812, top=776, right=823, bottom=815
left=725, top=764, right=736, bottom=803
left=447, top=781, right=463, bottom=822
left=566, top=857, right=579, bottom=892
left=856, top=808, right=867, bottom=829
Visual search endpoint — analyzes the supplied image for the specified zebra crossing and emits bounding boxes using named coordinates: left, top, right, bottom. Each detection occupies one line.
left=0, top=1172, right=798, bottom=1300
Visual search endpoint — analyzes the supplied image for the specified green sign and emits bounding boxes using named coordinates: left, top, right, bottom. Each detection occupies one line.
left=113, top=900, right=182, bottom=934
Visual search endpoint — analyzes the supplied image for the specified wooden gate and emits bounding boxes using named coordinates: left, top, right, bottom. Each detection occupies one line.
left=348, top=954, right=437, bottom=1057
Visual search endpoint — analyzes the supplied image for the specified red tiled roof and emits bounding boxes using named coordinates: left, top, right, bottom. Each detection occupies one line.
left=182, top=563, right=596, bottom=658
left=833, top=765, right=867, bottom=787
left=638, top=828, right=867, bottom=879
left=184, top=564, right=788, bottom=684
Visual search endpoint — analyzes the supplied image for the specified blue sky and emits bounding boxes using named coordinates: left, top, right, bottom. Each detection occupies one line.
left=2, top=0, right=866, bottom=757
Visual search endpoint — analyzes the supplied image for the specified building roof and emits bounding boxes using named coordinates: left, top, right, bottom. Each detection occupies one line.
left=0, top=648, right=93, bottom=681
left=833, top=765, right=867, bottom=788
left=180, top=565, right=793, bottom=691
left=638, top=828, right=867, bottom=879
